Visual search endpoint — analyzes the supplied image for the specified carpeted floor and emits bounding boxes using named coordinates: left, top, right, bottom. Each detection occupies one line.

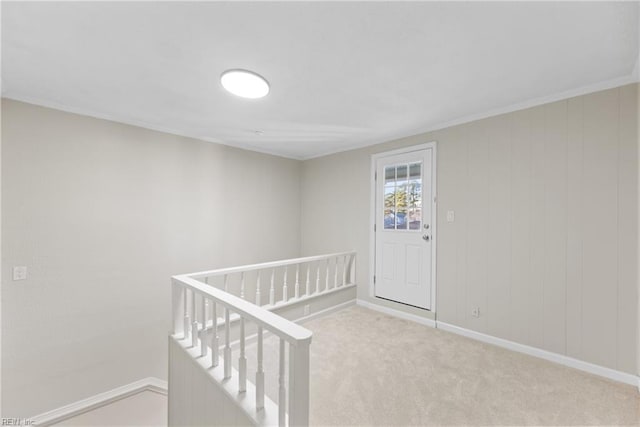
left=60, top=305, right=639, bottom=426
left=248, top=305, right=639, bottom=426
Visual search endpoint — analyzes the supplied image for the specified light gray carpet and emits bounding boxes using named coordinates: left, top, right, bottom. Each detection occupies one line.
left=240, top=305, right=639, bottom=426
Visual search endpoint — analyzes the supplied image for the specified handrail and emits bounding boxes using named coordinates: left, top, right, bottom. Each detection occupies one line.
left=185, top=251, right=355, bottom=279
left=172, top=275, right=312, bottom=344
left=170, top=251, right=356, bottom=427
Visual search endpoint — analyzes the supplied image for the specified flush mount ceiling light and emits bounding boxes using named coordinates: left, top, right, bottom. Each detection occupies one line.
left=220, top=69, right=270, bottom=99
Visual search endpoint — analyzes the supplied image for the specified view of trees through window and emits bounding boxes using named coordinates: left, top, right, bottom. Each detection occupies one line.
left=384, top=163, right=422, bottom=230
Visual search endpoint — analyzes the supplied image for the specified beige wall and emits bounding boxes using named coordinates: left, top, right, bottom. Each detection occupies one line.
left=301, top=84, right=638, bottom=375
left=1, top=100, right=301, bottom=417
left=1, top=89, right=3, bottom=420
left=2, top=82, right=638, bottom=417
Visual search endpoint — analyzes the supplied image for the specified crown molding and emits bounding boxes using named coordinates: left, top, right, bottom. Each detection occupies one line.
left=302, top=73, right=639, bottom=160
left=1, top=93, right=302, bottom=161
left=3, top=71, right=637, bottom=163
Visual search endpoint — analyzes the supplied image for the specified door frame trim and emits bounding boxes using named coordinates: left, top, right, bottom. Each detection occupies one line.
left=369, top=142, right=438, bottom=312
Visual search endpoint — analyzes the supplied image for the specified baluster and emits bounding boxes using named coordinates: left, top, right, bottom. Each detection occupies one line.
left=270, top=269, right=276, bottom=306
left=211, top=300, right=219, bottom=368
left=200, top=298, right=208, bottom=357
left=283, top=267, right=288, bottom=302
left=295, top=265, right=300, bottom=299
left=334, top=257, right=338, bottom=288
left=191, top=290, right=198, bottom=348
left=342, top=255, right=347, bottom=286
left=224, top=308, right=232, bottom=379
left=255, top=273, right=261, bottom=306
left=240, top=272, right=245, bottom=299
left=325, top=258, right=329, bottom=291
left=278, top=338, right=286, bottom=427
left=183, top=288, right=190, bottom=340
left=239, top=318, right=247, bottom=392
left=305, top=264, right=311, bottom=296
left=352, top=255, right=357, bottom=285
left=224, top=274, right=229, bottom=292
left=315, top=263, right=320, bottom=294
left=256, top=326, right=265, bottom=410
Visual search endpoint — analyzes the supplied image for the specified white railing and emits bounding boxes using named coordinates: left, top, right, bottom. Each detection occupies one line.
left=188, top=251, right=357, bottom=308
left=170, top=252, right=356, bottom=427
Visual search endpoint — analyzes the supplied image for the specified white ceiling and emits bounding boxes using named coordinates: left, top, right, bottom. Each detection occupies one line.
left=2, top=1, right=638, bottom=160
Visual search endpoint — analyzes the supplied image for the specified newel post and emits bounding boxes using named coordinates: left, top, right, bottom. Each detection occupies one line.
left=171, top=278, right=185, bottom=337
left=288, top=336, right=311, bottom=426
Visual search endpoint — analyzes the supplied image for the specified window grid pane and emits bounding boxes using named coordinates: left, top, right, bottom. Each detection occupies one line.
left=384, top=166, right=396, bottom=229
left=382, top=162, right=422, bottom=232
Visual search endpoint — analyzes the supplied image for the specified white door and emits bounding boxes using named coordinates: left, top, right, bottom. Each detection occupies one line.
left=374, top=147, right=434, bottom=310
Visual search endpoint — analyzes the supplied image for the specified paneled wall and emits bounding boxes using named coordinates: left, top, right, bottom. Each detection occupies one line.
left=301, top=84, right=638, bottom=374
left=1, top=100, right=301, bottom=417
left=168, top=337, right=272, bottom=427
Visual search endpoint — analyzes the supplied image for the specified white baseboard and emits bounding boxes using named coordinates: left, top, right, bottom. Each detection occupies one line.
left=356, top=299, right=437, bottom=328
left=31, top=377, right=168, bottom=426
left=436, top=321, right=639, bottom=388
left=296, top=299, right=355, bottom=324
left=199, top=284, right=358, bottom=332
left=355, top=298, right=638, bottom=389
left=226, top=299, right=357, bottom=351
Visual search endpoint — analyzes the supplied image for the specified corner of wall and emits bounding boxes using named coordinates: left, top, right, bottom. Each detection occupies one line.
left=297, top=159, right=304, bottom=258
left=0, top=98, right=4, bottom=421
left=636, top=80, right=640, bottom=378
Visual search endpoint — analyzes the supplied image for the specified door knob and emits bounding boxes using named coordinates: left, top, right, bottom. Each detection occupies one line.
left=422, top=234, right=430, bottom=242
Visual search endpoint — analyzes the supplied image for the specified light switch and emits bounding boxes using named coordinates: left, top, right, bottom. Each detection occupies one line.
left=447, top=210, right=455, bottom=223
left=13, top=266, right=27, bottom=281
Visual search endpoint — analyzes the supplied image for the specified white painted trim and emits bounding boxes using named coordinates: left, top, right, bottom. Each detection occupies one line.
left=229, top=299, right=357, bottom=351
left=174, top=275, right=313, bottom=343
left=370, top=142, right=435, bottom=159
left=30, top=377, right=168, bottom=426
left=145, top=377, right=169, bottom=395
left=356, top=299, right=436, bottom=328
left=369, top=142, right=437, bottom=312
left=304, top=74, right=639, bottom=160
left=186, top=251, right=356, bottom=279
left=436, top=321, right=640, bottom=389
left=295, top=299, right=355, bottom=324
left=368, top=154, right=377, bottom=299
left=430, top=143, right=438, bottom=312
left=356, top=298, right=639, bottom=389
left=171, top=336, right=279, bottom=427
left=4, top=74, right=637, bottom=163
left=2, top=94, right=303, bottom=161
left=200, top=283, right=358, bottom=332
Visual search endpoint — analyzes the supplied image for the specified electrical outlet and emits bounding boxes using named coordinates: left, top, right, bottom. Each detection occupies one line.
left=13, top=266, right=27, bottom=281
left=471, top=307, right=480, bottom=318
left=447, top=210, right=455, bottom=223
left=303, top=304, right=310, bottom=316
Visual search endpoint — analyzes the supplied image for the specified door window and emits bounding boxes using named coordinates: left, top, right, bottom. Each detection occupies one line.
left=383, top=162, right=422, bottom=230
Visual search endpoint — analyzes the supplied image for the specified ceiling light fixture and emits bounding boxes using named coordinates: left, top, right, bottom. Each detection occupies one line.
left=220, top=69, right=270, bottom=99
